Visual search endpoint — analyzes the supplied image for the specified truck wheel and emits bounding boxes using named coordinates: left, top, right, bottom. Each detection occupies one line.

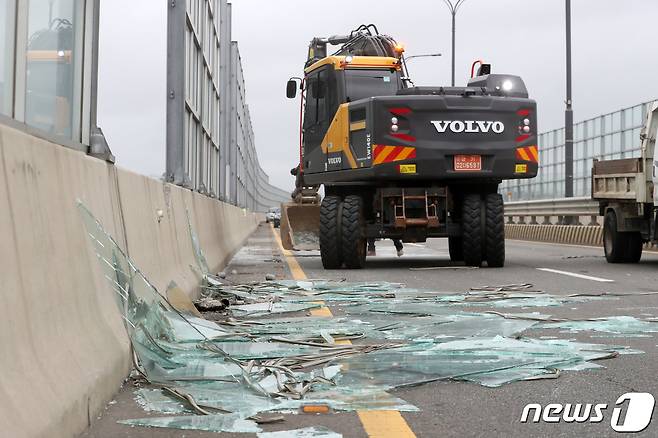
left=320, top=195, right=343, bottom=269
left=626, top=232, right=643, bottom=263
left=462, top=194, right=484, bottom=267
left=485, top=193, right=505, bottom=267
left=341, top=195, right=367, bottom=269
left=448, top=237, right=464, bottom=262
left=603, top=211, right=627, bottom=263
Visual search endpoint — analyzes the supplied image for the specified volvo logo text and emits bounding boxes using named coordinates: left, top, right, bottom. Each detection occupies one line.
left=431, top=120, right=505, bottom=134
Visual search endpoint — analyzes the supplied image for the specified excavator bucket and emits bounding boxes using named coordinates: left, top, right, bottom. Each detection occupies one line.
left=279, top=202, right=321, bottom=250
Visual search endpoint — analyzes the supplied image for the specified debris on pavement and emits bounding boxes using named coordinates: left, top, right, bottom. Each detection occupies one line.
left=538, top=315, right=658, bottom=337
left=257, top=426, right=342, bottom=438
left=119, top=414, right=262, bottom=433
left=77, top=201, right=658, bottom=434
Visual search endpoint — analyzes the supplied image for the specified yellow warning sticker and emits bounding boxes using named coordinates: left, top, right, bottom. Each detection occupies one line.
left=399, top=164, right=417, bottom=174
left=515, top=164, right=528, bottom=174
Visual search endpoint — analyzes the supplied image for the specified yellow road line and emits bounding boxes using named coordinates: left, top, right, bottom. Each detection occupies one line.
left=358, top=411, right=416, bottom=438
left=270, top=224, right=416, bottom=438
left=271, top=223, right=307, bottom=281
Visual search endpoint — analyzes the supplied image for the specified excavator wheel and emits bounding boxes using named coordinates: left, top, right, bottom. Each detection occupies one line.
left=485, top=193, right=505, bottom=267
left=462, top=194, right=484, bottom=267
left=341, top=195, right=367, bottom=269
left=319, top=195, right=343, bottom=269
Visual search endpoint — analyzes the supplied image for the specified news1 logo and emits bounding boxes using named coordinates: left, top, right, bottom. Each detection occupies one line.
left=521, top=392, right=655, bottom=432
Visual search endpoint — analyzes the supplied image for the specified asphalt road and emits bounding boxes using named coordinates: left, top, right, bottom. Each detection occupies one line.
left=84, top=225, right=658, bottom=438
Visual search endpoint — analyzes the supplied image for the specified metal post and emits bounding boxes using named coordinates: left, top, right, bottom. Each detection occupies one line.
left=451, top=11, right=456, bottom=87
left=86, top=0, right=114, bottom=162
left=443, top=1, right=466, bottom=87
left=165, top=0, right=187, bottom=186
left=219, top=0, right=231, bottom=201
left=565, top=0, right=574, bottom=199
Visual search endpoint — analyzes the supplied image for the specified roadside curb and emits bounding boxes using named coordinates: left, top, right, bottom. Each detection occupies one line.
left=505, top=224, right=658, bottom=250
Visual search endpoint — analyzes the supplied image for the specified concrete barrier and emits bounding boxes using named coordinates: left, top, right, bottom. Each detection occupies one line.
left=506, top=224, right=658, bottom=251
left=0, top=123, right=261, bottom=438
left=505, top=224, right=604, bottom=247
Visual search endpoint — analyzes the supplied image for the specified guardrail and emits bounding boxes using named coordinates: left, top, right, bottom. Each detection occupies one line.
left=504, top=197, right=600, bottom=225
left=504, top=197, right=657, bottom=249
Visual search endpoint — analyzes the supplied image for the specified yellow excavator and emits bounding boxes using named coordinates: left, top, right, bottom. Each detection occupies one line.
left=280, top=24, right=538, bottom=269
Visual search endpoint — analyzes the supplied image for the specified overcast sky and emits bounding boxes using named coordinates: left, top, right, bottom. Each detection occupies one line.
left=98, top=0, right=658, bottom=191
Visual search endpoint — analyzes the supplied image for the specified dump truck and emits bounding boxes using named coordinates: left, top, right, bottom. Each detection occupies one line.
left=281, top=24, right=539, bottom=269
left=593, top=101, right=658, bottom=263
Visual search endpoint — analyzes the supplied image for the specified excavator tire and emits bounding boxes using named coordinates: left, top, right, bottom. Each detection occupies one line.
left=341, top=195, right=367, bottom=269
left=462, top=194, right=484, bottom=267
left=485, top=193, right=505, bottom=267
left=319, top=195, right=343, bottom=269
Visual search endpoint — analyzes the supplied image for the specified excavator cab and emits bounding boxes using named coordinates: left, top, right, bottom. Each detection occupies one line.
left=280, top=25, right=402, bottom=250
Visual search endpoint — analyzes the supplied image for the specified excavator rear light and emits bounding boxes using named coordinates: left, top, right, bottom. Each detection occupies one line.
left=389, top=107, right=411, bottom=116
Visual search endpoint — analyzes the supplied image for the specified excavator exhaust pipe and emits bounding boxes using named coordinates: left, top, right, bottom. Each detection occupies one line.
left=279, top=202, right=321, bottom=251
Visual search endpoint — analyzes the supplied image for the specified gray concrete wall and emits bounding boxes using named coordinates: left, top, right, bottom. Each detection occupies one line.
left=0, top=122, right=261, bottom=438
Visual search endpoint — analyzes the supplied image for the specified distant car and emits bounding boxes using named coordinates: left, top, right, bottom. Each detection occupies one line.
left=272, top=208, right=281, bottom=228
left=266, top=207, right=278, bottom=223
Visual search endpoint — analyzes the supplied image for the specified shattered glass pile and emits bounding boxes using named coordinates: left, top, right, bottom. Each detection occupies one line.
left=78, top=202, right=658, bottom=435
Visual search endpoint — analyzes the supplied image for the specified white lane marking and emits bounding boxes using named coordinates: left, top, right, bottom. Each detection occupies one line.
left=536, top=268, right=614, bottom=283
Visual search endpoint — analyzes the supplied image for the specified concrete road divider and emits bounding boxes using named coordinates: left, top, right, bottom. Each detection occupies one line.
left=0, top=123, right=261, bottom=438
left=505, top=224, right=604, bottom=247
left=506, top=224, right=658, bottom=250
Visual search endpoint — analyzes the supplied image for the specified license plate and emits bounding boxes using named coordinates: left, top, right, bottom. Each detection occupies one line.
left=454, top=155, right=482, bottom=171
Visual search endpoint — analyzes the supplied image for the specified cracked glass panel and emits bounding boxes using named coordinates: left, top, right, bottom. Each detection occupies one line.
left=78, top=202, right=655, bottom=434
left=538, top=315, right=658, bottom=337
left=119, top=414, right=262, bottom=433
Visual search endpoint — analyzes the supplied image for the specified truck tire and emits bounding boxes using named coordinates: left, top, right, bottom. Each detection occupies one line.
left=626, top=232, right=643, bottom=263
left=448, top=237, right=464, bottom=262
left=341, top=195, right=367, bottom=269
left=320, top=195, right=343, bottom=269
left=604, top=211, right=627, bottom=263
left=462, top=194, right=484, bottom=267
left=485, top=193, right=505, bottom=267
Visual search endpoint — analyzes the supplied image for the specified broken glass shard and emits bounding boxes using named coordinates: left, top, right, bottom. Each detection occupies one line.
left=118, top=414, right=261, bottom=433
left=257, top=426, right=342, bottom=438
